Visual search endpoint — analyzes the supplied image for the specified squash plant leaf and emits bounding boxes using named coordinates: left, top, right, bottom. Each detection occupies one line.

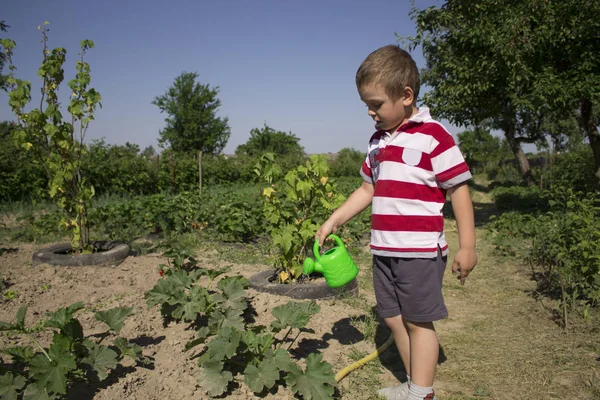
left=213, top=279, right=247, bottom=314
left=184, top=326, right=211, bottom=351
left=0, top=372, right=26, bottom=400
left=81, top=343, right=118, bottom=381
left=145, top=279, right=184, bottom=309
left=197, top=360, right=233, bottom=397
left=22, top=383, right=52, bottom=400
left=217, top=275, right=249, bottom=291
left=45, top=302, right=84, bottom=331
left=270, top=301, right=320, bottom=330
left=205, top=327, right=240, bottom=361
left=285, top=353, right=336, bottom=400
left=94, top=307, right=134, bottom=334
left=29, top=339, right=77, bottom=395
left=208, top=308, right=245, bottom=331
left=272, top=349, right=295, bottom=372
left=1, top=346, right=36, bottom=364
left=243, top=358, right=279, bottom=393
left=0, top=307, right=28, bottom=331
left=203, top=266, right=232, bottom=281
left=113, top=337, right=151, bottom=366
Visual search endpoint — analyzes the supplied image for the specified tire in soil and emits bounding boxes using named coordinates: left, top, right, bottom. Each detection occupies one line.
left=32, top=241, right=130, bottom=267
left=249, top=269, right=359, bottom=300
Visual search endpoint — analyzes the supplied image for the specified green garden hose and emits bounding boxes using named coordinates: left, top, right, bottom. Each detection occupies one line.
left=335, top=333, right=395, bottom=382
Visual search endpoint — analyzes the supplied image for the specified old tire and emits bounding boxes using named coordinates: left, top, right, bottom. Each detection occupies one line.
left=249, top=269, right=359, bottom=300
left=32, top=241, right=130, bottom=267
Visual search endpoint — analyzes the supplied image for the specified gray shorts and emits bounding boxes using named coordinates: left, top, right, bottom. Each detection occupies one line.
left=373, top=249, right=448, bottom=322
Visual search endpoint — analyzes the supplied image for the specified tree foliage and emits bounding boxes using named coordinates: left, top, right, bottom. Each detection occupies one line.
left=457, top=128, right=510, bottom=172
left=0, top=21, right=9, bottom=91
left=153, top=72, right=231, bottom=155
left=235, top=124, right=304, bottom=159
left=403, top=0, right=600, bottom=184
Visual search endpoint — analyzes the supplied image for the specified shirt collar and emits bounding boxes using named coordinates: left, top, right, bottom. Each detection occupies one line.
left=392, top=107, right=431, bottom=134
left=381, top=107, right=432, bottom=138
left=408, top=107, right=431, bottom=123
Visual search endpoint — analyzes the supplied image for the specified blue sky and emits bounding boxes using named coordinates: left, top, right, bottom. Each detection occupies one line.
left=1, top=0, right=464, bottom=155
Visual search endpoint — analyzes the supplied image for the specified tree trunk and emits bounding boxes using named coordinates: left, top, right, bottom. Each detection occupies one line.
left=198, top=150, right=203, bottom=196
left=580, top=99, right=600, bottom=183
left=504, top=121, right=533, bottom=185
left=169, top=150, right=176, bottom=193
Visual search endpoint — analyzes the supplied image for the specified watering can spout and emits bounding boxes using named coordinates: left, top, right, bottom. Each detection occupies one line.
left=303, top=257, right=323, bottom=275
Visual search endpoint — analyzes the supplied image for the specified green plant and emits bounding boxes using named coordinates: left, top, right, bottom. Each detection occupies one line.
left=255, top=153, right=345, bottom=282
left=145, top=259, right=337, bottom=398
left=0, top=303, right=151, bottom=399
left=188, top=301, right=336, bottom=399
left=527, top=189, right=600, bottom=329
left=2, top=289, right=18, bottom=300
left=3, top=23, right=101, bottom=251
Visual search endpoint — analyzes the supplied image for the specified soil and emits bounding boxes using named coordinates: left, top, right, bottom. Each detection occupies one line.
left=0, top=242, right=384, bottom=400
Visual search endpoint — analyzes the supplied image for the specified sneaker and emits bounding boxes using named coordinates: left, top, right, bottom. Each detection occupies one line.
left=376, top=381, right=409, bottom=400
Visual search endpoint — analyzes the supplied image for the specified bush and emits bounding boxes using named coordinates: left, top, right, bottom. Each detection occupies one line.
left=329, top=148, right=365, bottom=177
left=528, top=189, right=600, bottom=312
left=491, top=185, right=548, bottom=213
left=545, top=146, right=596, bottom=193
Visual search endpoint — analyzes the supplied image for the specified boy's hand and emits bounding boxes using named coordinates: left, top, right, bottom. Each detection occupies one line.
left=315, top=220, right=337, bottom=246
left=451, top=247, right=477, bottom=285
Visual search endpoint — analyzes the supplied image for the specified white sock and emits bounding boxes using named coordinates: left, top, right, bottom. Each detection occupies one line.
left=406, top=374, right=411, bottom=387
left=407, top=382, right=434, bottom=400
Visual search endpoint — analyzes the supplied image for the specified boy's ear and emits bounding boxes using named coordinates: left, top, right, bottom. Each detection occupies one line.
left=402, top=86, right=414, bottom=106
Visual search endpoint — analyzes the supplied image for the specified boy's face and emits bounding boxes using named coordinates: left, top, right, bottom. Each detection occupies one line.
left=359, top=84, right=413, bottom=133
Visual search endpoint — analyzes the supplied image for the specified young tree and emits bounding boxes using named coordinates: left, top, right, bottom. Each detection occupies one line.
left=153, top=72, right=231, bottom=194
left=3, top=23, right=101, bottom=251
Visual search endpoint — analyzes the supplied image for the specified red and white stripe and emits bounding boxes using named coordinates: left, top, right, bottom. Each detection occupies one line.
left=361, top=108, right=471, bottom=258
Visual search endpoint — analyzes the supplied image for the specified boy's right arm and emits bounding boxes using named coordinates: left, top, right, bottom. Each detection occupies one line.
left=316, top=181, right=374, bottom=245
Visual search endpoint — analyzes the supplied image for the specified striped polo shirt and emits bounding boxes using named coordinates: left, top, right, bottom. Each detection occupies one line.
left=360, top=107, right=472, bottom=258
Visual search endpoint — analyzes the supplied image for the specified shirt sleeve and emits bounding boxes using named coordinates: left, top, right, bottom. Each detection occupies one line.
left=360, top=150, right=372, bottom=183
left=430, top=135, right=472, bottom=189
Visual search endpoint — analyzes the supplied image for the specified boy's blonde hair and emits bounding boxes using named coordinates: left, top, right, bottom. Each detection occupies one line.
left=356, top=45, right=420, bottom=104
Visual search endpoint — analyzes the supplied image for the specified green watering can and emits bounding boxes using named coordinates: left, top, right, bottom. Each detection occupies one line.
left=303, top=234, right=359, bottom=288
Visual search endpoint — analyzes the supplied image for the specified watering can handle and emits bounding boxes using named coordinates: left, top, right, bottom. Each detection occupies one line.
left=313, top=234, right=345, bottom=262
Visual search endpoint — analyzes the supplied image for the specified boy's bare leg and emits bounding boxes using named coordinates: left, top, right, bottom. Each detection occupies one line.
left=376, top=316, right=411, bottom=399
left=406, top=320, right=438, bottom=398
left=384, top=315, right=411, bottom=377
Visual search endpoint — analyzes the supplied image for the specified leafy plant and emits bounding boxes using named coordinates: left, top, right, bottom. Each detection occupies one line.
left=255, top=153, right=345, bottom=282
left=145, top=255, right=337, bottom=398
left=3, top=23, right=101, bottom=251
left=187, top=299, right=336, bottom=399
left=0, top=302, right=151, bottom=399
left=527, top=189, right=600, bottom=329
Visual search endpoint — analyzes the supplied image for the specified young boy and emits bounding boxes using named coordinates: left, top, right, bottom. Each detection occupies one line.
left=316, top=45, right=477, bottom=400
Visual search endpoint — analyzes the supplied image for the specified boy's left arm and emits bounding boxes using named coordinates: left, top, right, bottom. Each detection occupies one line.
left=448, top=183, right=477, bottom=285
